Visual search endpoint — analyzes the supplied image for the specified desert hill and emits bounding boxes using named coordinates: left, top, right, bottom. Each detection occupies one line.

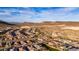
left=0, top=21, right=79, bottom=51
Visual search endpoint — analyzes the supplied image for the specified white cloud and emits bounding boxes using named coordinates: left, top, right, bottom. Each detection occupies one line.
left=0, top=7, right=79, bottom=22
left=64, top=8, right=77, bottom=12
left=0, top=11, right=11, bottom=15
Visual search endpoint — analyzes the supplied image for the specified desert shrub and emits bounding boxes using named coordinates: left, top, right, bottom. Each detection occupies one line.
left=42, top=43, right=59, bottom=51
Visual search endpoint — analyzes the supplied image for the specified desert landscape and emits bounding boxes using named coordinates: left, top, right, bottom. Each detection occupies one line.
left=0, top=21, right=79, bottom=51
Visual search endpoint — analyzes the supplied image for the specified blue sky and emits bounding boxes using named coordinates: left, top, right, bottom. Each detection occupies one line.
left=0, top=7, right=79, bottom=22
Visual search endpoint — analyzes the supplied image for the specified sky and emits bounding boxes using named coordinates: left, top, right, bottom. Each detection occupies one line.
left=0, top=7, right=79, bottom=22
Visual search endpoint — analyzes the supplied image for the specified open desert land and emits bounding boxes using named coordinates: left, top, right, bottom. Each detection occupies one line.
left=0, top=21, right=79, bottom=51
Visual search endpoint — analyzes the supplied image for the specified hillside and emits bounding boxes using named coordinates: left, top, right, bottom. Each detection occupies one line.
left=0, top=21, right=79, bottom=51
left=0, top=20, right=15, bottom=28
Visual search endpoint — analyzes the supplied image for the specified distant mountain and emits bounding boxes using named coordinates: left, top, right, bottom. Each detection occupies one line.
left=0, top=20, right=15, bottom=25
left=0, top=20, right=16, bottom=28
